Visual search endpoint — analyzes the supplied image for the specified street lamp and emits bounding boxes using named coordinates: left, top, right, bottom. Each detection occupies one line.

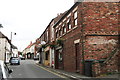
left=10, top=32, right=16, bottom=43
left=10, top=32, right=16, bottom=57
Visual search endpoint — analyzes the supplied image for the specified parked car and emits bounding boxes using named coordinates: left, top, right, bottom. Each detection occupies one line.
left=9, top=57, right=20, bottom=65
left=0, top=60, right=13, bottom=79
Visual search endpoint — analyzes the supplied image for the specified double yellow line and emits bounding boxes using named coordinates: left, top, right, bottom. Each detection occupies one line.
left=36, top=64, right=67, bottom=78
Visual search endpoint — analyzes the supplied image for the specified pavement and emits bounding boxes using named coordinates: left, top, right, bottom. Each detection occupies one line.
left=36, top=62, right=120, bottom=80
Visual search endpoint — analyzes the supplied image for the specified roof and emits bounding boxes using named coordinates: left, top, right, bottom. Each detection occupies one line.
left=38, top=11, right=66, bottom=39
left=12, top=44, right=18, bottom=49
left=0, top=32, right=12, bottom=45
left=53, top=2, right=80, bottom=28
left=38, top=19, right=54, bottom=39
left=25, top=41, right=36, bottom=49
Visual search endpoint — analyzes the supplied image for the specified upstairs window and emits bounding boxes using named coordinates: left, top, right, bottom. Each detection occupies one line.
left=63, top=26, right=66, bottom=34
left=46, top=30, right=48, bottom=42
left=56, top=31, right=59, bottom=38
left=59, top=29, right=62, bottom=36
left=74, top=11, right=77, bottom=19
left=67, top=19, right=71, bottom=30
left=74, top=11, right=78, bottom=26
left=74, top=19, right=77, bottom=26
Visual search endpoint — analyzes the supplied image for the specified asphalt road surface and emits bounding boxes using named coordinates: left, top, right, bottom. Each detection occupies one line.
left=8, top=60, right=119, bottom=80
left=9, top=60, right=65, bottom=79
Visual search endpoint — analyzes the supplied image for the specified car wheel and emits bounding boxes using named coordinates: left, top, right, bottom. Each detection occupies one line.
left=18, top=63, right=20, bottom=65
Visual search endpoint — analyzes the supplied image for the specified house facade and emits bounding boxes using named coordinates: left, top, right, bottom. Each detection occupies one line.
left=36, top=13, right=65, bottom=68
left=0, top=32, right=12, bottom=63
left=53, top=2, right=119, bottom=76
left=23, top=42, right=35, bottom=59
left=36, top=19, right=55, bottom=67
left=12, top=45, right=18, bottom=57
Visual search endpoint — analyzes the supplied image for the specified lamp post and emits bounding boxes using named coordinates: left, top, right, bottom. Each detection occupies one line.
left=10, top=32, right=16, bottom=57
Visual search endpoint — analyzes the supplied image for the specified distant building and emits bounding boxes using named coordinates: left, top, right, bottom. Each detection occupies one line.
left=12, top=44, right=18, bottom=57
left=22, top=41, right=36, bottom=59
left=36, top=12, right=66, bottom=68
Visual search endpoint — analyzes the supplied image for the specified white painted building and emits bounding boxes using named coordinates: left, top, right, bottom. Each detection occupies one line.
left=0, top=32, right=11, bottom=63
left=30, top=44, right=35, bottom=54
left=12, top=45, right=18, bottom=57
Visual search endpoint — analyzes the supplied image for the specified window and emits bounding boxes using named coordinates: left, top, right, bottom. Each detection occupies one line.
left=63, top=27, right=66, bottom=33
left=56, top=31, right=59, bottom=38
left=45, top=52, right=49, bottom=60
left=74, top=11, right=77, bottom=19
left=51, top=26, right=54, bottom=40
left=63, top=24, right=66, bottom=34
left=74, top=19, right=77, bottom=26
left=59, top=53, right=62, bottom=62
left=46, top=30, right=48, bottom=42
left=74, top=11, right=78, bottom=26
left=67, top=19, right=71, bottom=30
left=59, top=29, right=62, bottom=36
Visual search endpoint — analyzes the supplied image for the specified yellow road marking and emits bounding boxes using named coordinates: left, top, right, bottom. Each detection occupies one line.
left=36, top=64, right=67, bottom=78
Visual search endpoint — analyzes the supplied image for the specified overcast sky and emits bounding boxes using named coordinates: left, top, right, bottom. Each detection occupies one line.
left=0, top=0, right=74, bottom=51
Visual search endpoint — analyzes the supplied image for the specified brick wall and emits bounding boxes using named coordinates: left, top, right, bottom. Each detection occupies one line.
left=63, top=29, right=82, bottom=72
left=84, top=36, right=118, bottom=60
left=82, top=2, right=119, bottom=34
left=82, top=2, right=119, bottom=76
left=53, top=2, right=119, bottom=76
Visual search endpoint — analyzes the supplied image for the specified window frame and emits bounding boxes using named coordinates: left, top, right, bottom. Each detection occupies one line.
left=74, top=11, right=78, bottom=26
left=67, top=19, right=71, bottom=30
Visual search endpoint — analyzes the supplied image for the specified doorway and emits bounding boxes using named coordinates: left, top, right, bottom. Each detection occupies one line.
left=75, top=43, right=80, bottom=72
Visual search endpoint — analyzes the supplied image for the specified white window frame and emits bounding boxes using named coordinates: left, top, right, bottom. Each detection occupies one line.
left=63, top=27, right=66, bottom=33
left=74, top=11, right=77, bottom=19
left=74, top=19, right=77, bottom=26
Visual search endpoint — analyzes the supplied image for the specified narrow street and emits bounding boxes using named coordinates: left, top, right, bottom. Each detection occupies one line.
left=8, top=60, right=119, bottom=80
left=9, top=60, right=66, bottom=79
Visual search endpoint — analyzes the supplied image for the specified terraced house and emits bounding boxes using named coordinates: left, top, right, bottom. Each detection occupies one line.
left=53, top=2, right=119, bottom=77
left=34, top=1, right=119, bottom=77
left=0, top=32, right=13, bottom=63
left=36, top=13, right=65, bottom=68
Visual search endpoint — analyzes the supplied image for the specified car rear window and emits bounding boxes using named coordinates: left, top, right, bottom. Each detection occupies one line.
left=12, top=58, right=18, bottom=60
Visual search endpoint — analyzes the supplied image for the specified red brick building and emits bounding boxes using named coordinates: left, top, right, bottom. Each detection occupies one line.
left=54, top=2, right=119, bottom=77
left=36, top=13, right=66, bottom=67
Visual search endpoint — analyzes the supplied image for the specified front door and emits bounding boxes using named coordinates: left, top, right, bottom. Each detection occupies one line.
left=75, top=43, right=80, bottom=72
left=55, top=50, right=59, bottom=69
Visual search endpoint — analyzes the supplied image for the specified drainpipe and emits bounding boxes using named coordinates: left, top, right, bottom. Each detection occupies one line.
left=81, top=2, right=85, bottom=75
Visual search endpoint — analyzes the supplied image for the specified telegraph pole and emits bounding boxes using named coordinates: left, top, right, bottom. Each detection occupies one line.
left=10, top=32, right=16, bottom=57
